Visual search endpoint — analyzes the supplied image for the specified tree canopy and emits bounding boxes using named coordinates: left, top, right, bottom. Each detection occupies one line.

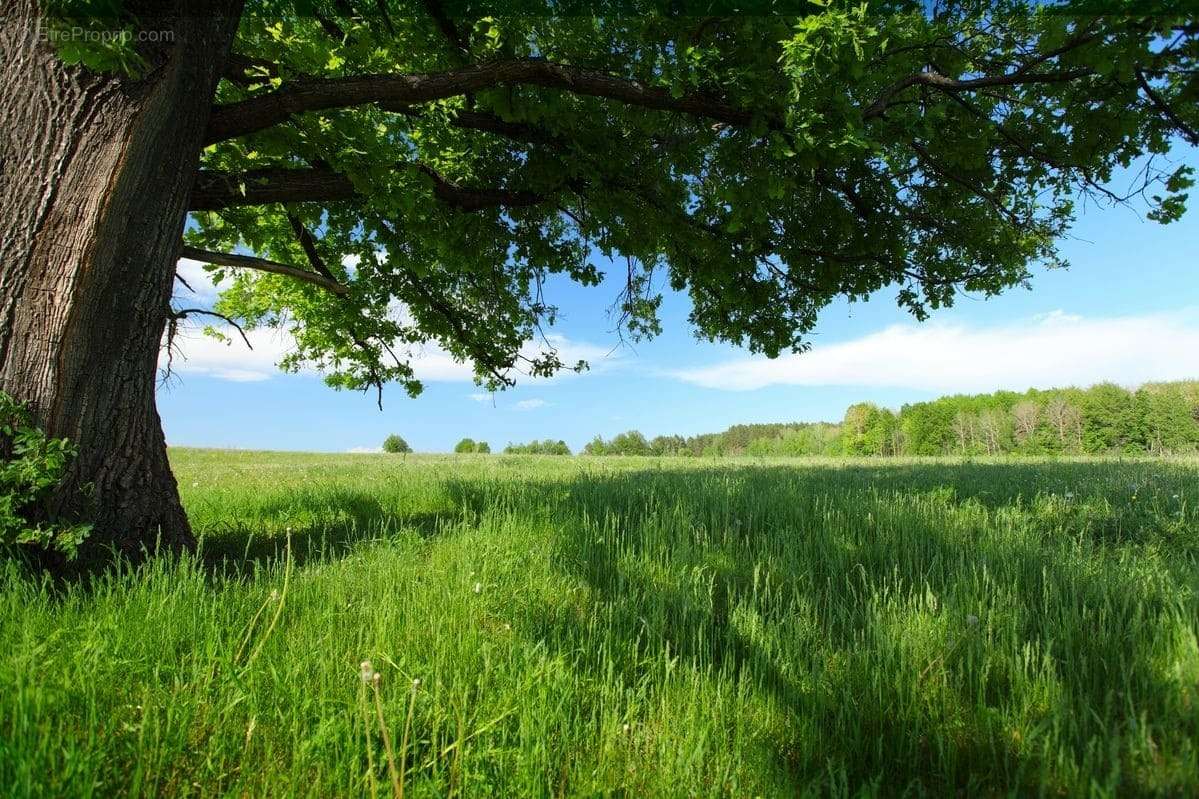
left=157, top=1, right=1199, bottom=402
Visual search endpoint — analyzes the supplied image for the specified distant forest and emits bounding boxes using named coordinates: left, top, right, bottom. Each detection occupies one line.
left=581, top=381, right=1199, bottom=457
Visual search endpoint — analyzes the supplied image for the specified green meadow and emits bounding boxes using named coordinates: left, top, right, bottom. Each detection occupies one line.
left=2, top=450, right=1197, bottom=797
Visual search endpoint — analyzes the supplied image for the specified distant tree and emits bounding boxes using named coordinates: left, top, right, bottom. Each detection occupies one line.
left=842, top=403, right=897, bottom=456
left=951, top=410, right=976, bottom=454
left=650, top=434, right=687, bottom=456
left=476, top=441, right=491, bottom=454
left=504, top=439, right=571, bottom=455
left=1135, top=386, right=1199, bottom=454
left=382, top=434, right=411, bottom=454
left=1012, top=401, right=1040, bottom=447
left=1081, top=383, right=1137, bottom=453
left=454, top=438, right=477, bottom=454
left=582, top=436, right=608, bottom=456
left=1045, top=396, right=1084, bottom=452
left=609, top=430, right=652, bottom=456
left=976, top=409, right=1006, bottom=455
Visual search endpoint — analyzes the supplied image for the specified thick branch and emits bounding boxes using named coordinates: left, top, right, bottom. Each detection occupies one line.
left=179, top=245, right=349, bottom=295
left=191, top=168, right=357, bottom=209
left=205, top=58, right=754, bottom=143
left=223, top=52, right=280, bottom=86
left=190, top=165, right=546, bottom=212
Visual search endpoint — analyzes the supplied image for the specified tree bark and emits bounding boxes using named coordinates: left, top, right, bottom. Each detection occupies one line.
left=0, top=2, right=241, bottom=559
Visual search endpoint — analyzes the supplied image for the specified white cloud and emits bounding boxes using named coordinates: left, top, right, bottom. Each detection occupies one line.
left=161, top=325, right=298, bottom=383
left=173, top=258, right=222, bottom=302
left=162, top=321, right=619, bottom=387
left=514, top=398, right=548, bottom=411
left=667, top=309, right=1199, bottom=393
left=347, top=446, right=383, bottom=453
left=468, top=393, right=493, bottom=403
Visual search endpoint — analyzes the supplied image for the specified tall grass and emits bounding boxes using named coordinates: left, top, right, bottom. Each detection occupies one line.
left=1, top=450, right=1196, bottom=796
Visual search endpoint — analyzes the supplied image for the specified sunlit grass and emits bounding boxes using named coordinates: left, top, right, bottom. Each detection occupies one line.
left=2, top=450, right=1197, bottom=796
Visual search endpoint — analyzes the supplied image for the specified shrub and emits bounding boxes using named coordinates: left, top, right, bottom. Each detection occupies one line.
left=0, top=392, right=92, bottom=557
left=454, top=438, right=477, bottom=454
left=382, top=434, right=411, bottom=454
left=476, top=441, right=491, bottom=454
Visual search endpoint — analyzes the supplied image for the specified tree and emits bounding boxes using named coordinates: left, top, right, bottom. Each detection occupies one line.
left=1136, top=385, right=1199, bottom=454
left=4, top=2, right=1197, bottom=558
left=976, top=408, right=1006, bottom=455
left=475, top=441, right=491, bottom=454
left=382, top=434, right=411, bottom=454
left=609, top=430, right=652, bottom=456
left=1081, top=383, right=1136, bottom=453
left=582, top=436, right=608, bottom=456
left=951, top=410, right=977, bottom=455
left=650, top=434, right=687, bottom=457
left=453, top=437, right=477, bottom=453
left=1011, top=400, right=1040, bottom=447
left=1044, top=395, right=1084, bottom=452
left=504, top=439, right=570, bottom=455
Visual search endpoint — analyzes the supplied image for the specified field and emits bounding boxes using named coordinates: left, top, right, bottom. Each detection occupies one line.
left=2, top=450, right=1198, bottom=797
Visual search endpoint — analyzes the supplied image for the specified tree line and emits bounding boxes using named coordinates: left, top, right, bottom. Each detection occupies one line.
left=581, top=381, right=1199, bottom=458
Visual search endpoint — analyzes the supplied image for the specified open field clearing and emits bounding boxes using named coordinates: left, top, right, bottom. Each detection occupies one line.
left=2, top=451, right=1198, bottom=797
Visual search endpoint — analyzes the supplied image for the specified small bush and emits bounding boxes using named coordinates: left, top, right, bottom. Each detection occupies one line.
left=476, top=441, right=491, bottom=454
left=382, top=434, right=411, bottom=454
left=0, top=392, right=92, bottom=557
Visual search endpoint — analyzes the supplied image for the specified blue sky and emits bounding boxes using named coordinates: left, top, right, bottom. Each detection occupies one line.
left=161, top=161, right=1199, bottom=454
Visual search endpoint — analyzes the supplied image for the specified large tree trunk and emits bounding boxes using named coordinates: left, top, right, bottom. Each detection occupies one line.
left=0, top=3, right=241, bottom=559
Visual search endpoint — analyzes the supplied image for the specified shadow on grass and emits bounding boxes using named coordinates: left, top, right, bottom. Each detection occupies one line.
left=194, top=488, right=455, bottom=575
left=442, top=462, right=1194, bottom=793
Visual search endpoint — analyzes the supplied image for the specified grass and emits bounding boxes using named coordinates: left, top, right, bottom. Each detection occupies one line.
left=1, top=449, right=1197, bottom=797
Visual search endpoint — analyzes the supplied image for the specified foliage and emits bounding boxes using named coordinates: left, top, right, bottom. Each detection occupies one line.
left=381, top=434, right=410, bottom=454
left=147, top=1, right=1196, bottom=400
left=0, top=392, right=92, bottom=557
left=3, top=449, right=1197, bottom=795
left=503, top=439, right=570, bottom=455
left=42, top=0, right=150, bottom=76
left=583, top=430, right=652, bottom=456
left=586, top=380, right=1199, bottom=459
left=454, top=438, right=490, bottom=454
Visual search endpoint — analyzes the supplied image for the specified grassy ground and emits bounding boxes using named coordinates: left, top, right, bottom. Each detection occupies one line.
left=2, top=450, right=1197, bottom=797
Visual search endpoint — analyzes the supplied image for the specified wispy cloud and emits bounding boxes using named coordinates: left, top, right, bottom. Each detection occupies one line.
left=347, top=446, right=383, bottom=454
left=468, top=393, right=493, bottom=403
left=514, top=398, right=548, bottom=411
left=667, top=309, right=1199, bottom=393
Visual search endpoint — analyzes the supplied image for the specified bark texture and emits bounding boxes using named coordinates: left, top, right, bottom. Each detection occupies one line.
left=0, top=2, right=240, bottom=558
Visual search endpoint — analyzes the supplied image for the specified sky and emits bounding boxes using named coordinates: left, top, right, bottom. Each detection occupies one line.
left=160, top=162, right=1199, bottom=454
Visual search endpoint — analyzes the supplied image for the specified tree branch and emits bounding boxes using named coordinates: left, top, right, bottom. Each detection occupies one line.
left=168, top=307, right=254, bottom=349
left=179, top=245, right=349, bottom=295
left=862, top=67, right=1094, bottom=120
left=422, top=0, right=470, bottom=60
left=205, top=58, right=754, bottom=143
left=190, top=165, right=547, bottom=212
left=1135, top=65, right=1199, bottom=145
